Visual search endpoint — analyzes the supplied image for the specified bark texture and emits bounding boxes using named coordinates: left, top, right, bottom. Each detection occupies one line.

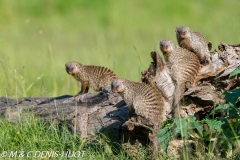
left=0, top=91, right=129, bottom=140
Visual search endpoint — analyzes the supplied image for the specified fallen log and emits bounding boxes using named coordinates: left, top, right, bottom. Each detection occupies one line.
left=0, top=91, right=129, bottom=141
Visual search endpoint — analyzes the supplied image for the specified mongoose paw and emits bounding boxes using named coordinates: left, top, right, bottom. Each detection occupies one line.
left=74, top=94, right=85, bottom=102
left=62, top=97, right=75, bottom=104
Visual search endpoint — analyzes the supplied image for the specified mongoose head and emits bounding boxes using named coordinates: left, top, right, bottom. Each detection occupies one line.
left=65, top=61, right=82, bottom=75
left=176, top=26, right=191, bottom=39
left=159, top=40, right=175, bottom=54
left=111, top=78, right=125, bottom=93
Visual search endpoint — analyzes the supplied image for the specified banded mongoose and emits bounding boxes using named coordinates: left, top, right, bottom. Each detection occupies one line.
left=150, top=51, right=175, bottom=117
left=141, top=51, right=175, bottom=118
left=176, top=26, right=210, bottom=64
left=111, top=78, right=165, bottom=156
left=65, top=61, right=117, bottom=96
left=159, top=40, right=201, bottom=118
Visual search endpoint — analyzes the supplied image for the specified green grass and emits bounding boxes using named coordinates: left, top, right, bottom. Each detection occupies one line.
left=0, top=114, right=133, bottom=160
left=0, top=1, right=240, bottom=159
left=0, top=0, right=240, bottom=97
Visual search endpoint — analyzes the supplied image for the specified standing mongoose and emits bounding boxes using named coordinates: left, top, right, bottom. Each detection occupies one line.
left=176, top=26, right=210, bottom=64
left=159, top=40, right=201, bottom=118
left=111, top=78, right=165, bottom=156
left=141, top=51, right=175, bottom=119
left=65, top=61, right=117, bottom=96
left=150, top=51, right=175, bottom=118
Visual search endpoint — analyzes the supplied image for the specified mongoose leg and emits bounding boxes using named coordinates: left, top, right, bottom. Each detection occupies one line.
left=173, top=104, right=181, bottom=118
left=75, top=81, right=89, bottom=96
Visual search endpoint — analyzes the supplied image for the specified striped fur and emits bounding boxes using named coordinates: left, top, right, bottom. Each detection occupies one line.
left=160, top=40, right=201, bottom=117
left=111, top=78, right=164, bottom=130
left=65, top=61, right=117, bottom=94
left=111, top=78, right=165, bottom=156
left=176, top=26, right=210, bottom=64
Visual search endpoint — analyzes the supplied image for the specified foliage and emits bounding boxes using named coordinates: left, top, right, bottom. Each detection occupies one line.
left=157, top=122, right=173, bottom=154
left=229, top=67, right=240, bottom=78
left=158, top=71, right=240, bottom=158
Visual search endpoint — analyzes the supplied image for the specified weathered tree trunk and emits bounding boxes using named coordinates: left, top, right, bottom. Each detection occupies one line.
left=141, top=42, right=240, bottom=119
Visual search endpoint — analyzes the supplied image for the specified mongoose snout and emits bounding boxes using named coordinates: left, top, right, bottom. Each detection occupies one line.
left=160, top=44, right=169, bottom=53
left=176, top=26, right=189, bottom=39
left=159, top=40, right=175, bottom=54
left=65, top=63, right=76, bottom=74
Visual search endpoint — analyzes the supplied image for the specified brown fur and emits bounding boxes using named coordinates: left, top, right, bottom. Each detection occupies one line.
left=111, top=78, right=165, bottom=157
left=160, top=40, right=201, bottom=118
left=176, top=26, right=210, bottom=64
left=65, top=61, right=117, bottom=96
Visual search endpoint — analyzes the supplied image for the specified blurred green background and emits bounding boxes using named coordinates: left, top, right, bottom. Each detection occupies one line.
left=0, top=0, right=239, bottom=97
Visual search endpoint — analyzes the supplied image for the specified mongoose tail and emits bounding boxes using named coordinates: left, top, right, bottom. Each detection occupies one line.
left=173, top=82, right=186, bottom=118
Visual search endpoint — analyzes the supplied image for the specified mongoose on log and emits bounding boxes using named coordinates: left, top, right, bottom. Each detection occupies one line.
left=65, top=61, right=117, bottom=96
left=176, top=26, right=210, bottom=64
left=141, top=51, right=175, bottom=119
left=111, top=78, right=164, bottom=123
left=111, top=78, right=165, bottom=156
left=159, top=40, right=200, bottom=118
left=150, top=51, right=175, bottom=108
